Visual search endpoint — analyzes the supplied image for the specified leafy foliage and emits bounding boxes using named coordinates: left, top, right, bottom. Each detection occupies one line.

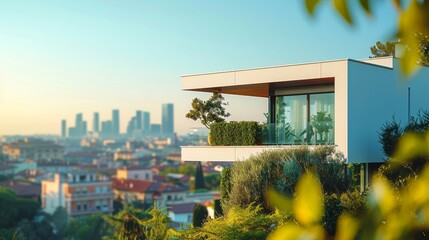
left=192, top=204, right=208, bottom=228
left=214, top=199, right=223, bottom=218
left=194, top=161, right=206, bottom=190
left=303, top=0, right=429, bottom=75
left=0, top=187, right=39, bottom=229
left=170, top=205, right=287, bottom=240
left=379, top=118, right=403, bottom=158
left=379, top=111, right=429, bottom=186
left=220, top=167, right=231, bottom=206
left=64, top=214, right=109, bottom=240
left=185, top=93, right=230, bottom=129
left=223, top=147, right=350, bottom=213
left=210, top=121, right=261, bottom=146
left=370, top=41, right=396, bottom=57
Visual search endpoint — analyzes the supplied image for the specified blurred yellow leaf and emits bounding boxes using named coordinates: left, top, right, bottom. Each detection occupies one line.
left=294, top=172, right=324, bottom=225
left=369, top=176, right=396, bottom=216
left=305, top=0, right=322, bottom=15
left=334, top=214, right=359, bottom=240
left=359, top=0, right=371, bottom=16
left=332, top=0, right=353, bottom=24
left=268, top=223, right=325, bottom=240
left=397, top=0, right=429, bottom=76
left=394, top=132, right=428, bottom=163
left=265, top=187, right=293, bottom=213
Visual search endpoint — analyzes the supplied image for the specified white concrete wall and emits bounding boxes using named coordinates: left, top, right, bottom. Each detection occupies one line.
left=347, top=59, right=413, bottom=163
left=42, top=175, right=62, bottom=215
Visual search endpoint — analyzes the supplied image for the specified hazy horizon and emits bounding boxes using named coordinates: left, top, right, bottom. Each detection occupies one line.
left=0, top=1, right=397, bottom=135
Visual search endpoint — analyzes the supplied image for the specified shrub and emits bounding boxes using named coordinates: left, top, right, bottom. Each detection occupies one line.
left=192, top=204, right=208, bottom=228
left=223, top=146, right=351, bottom=213
left=170, top=205, right=287, bottom=240
left=220, top=167, right=231, bottom=204
left=214, top=199, right=223, bottom=218
left=210, top=121, right=261, bottom=146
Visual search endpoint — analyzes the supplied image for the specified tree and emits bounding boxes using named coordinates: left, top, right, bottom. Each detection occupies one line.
left=50, top=207, right=68, bottom=237
left=304, top=0, right=429, bottom=75
left=220, top=167, right=232, bottom=204
left=214, top=199, right=223, bottom=218
left=185, top=93, right=230, bottom=129
left=194, top=161, right=206, bottom=190
left=192, top=204, right=208, bottom=228
left=0, top=187, right=39, bottom=229
left=370, top=41, right=396, bottom=57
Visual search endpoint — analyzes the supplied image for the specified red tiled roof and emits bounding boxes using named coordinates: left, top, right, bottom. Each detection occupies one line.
left=112, top=178, right=187, bottom=193
left=120, top=166, right=151, bottom=171
left=0, top=180, right=41, bottom=197
left=112, top=178, right=153, bottom=192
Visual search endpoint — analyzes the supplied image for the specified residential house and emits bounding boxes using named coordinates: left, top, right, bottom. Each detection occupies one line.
left=112, top=177, right=188, bottom=207
left=41, top=170, right=114, bottom=218
left=3, top=138, right=64, bottom=161
left=180, top=56, right=429, bottom=186
left=0, top=180, right=41, bottom=201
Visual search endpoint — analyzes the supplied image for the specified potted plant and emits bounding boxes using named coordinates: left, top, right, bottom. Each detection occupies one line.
left=185, top=93, right=231, bottom=145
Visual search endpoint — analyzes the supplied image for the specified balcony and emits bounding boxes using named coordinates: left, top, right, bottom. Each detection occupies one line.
left=69, top=206, right=113, bottom=216
left=181, top=121, right=335, bottom=162
left=65, top=192, right=114, bottom=200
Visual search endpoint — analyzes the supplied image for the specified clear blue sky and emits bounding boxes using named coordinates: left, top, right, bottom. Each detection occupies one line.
left=0, top=0, right=398, bottom=135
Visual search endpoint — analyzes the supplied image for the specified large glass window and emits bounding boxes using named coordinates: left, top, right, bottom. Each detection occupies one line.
left=309, top=93, right=334, bottom=144
left=270, top=92, right=334, bottom=144
left=275, top=95, right=307, bottom=143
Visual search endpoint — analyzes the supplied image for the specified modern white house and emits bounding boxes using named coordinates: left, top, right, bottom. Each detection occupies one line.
left=181, top=56, right=429, bottom=182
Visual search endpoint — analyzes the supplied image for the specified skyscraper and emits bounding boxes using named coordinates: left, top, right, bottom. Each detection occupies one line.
left=112, top=109, right=120, bottom=137
left=135, top=111, right=142, bottom=130
left=142, top=111, right=150, bottom=133
left=101, top=120, right=113, bottom=138
left=162, top=103, right=174, bottom=136
left=73, top=113, right=84, bottom=138
left=61, top=120, right=67, bottom=138
left=82, top=121, right=87, bottom=136
left=93, top=112, right=100, bottom=133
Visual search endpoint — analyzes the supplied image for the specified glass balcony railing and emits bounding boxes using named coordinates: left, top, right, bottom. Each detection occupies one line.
left=261, top=122, right=334, bottom=145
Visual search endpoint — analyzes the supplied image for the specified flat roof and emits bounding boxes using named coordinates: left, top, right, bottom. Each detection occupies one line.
left=181, top=57, right=394, bottom=97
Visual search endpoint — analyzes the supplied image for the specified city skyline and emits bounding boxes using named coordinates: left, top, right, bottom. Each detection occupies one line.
left=62, top=104, right=175, bottom=138
left=0, top=1, right=398, bottom=135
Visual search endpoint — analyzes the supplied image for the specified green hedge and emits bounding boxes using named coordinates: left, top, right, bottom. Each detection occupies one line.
left=210, top=121, right=261, bottom=146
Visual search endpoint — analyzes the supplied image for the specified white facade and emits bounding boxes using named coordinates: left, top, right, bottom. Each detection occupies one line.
left=181, top=57, right=429, bottom=163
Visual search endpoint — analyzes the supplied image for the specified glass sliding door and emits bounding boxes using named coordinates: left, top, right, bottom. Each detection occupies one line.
left=274, top=95, right=307, bottom=144
left=309, top=93, right=334, bottom=144
left=263, top=91, right=335, bottom=145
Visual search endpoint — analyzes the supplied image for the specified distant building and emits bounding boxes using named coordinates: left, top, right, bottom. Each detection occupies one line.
left=93, top=112, right=100, bottom=133
left=162, top=103, right=174, bottom=136
left=112, top=109, right=120, bottom=137
left=41, top=170, right=114, bottom=217
left=116, top=166, right=153, bottom=181
left=112, top=177, right=187, bottom=207
left=61, top=120, right=67, bottom=138
left=0, top=180, right=41, bottom=201
left=150, top=124, right=161, bottom=136
left=101, top=120, right=113, bottom=138
left=2, top=139, right=64, bottom=161
left=68, top=113, right=86, bottom=138
left=142, top=111, right=151, bottom=133
left=126, top=117, right=138, bottom=137
left=136, top=111, right=142, bottom=130
left=168, top=202, right=197, bottom=226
